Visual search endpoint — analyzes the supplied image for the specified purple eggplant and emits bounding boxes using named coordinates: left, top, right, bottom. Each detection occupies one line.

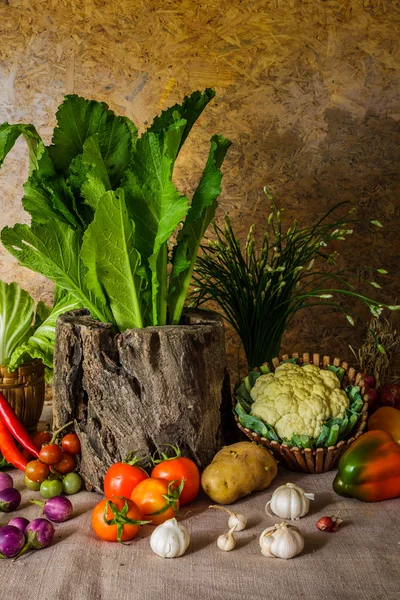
left=14, top=518, right=55, bottom=559
left=0, top=473, right=13, bottom=492
left=8, top=517, right=29, bottom=533
left=31, top=495, right=72, bottom=523
left=0, top=487, right=21, bottom=512
left=0, top=525, right=25, bottom=558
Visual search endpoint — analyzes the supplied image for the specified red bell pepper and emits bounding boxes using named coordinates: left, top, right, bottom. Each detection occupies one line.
left=333, top=430, right=400, bottom=502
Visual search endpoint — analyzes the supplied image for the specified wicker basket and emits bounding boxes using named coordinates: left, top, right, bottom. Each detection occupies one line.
left=234, top=352, right=368, bottom=474
left=0, top=359, right=45, bottom=433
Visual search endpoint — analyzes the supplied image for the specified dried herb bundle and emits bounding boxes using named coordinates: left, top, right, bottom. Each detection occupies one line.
left=350, top=316, right=400, bottom=390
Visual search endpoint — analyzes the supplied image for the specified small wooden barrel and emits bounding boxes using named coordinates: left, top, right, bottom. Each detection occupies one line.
left=0, top=359, right=45, bottom=433
left=234, top=352, right=368, bottom=474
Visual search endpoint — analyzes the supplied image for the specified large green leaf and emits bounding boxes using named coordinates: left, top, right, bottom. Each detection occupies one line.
left=49, top=95, right=136, bottom=188
left=22, top=173, right=81, bottom=228
left=0, top=123, right=52, bottom=175
left=8, top=290, right=81, bottom=371
left=81, top=189, right=144, bottom=330
left=148, top=88, right=215, bottom=154
left=78, top=134, right=112, bottom=210
left=122, top=120, right=190, bottom=325
left=1, top=220, right=114, bottom=325
left=168, top=134, right=231, bottom=323
left=0, top=281, right=35, bottom=365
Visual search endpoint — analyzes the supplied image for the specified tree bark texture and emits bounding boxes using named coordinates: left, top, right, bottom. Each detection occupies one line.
left=53, top=309, right=232, bottom=492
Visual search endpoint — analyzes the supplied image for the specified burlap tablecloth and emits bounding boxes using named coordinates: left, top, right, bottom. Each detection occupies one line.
left=1, top=465, right=399, bottom=600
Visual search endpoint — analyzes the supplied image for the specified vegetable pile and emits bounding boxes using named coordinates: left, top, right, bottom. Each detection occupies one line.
left=92, top=445, right=200, bottom=543
left=235, top=360, right=365, bottom=449
left=0, top=90, right=230, bottom=331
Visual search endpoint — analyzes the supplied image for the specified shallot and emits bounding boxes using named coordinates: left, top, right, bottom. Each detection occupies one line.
left=316, top=514, right=343, bottom=532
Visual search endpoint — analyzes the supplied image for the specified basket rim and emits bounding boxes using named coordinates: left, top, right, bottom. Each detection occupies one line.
left=234, top=351, right=369, bottom=457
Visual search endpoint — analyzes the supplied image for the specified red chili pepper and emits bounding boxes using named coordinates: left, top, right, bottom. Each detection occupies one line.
left=0, top=416, right=28, bottom=471
left=0, top=393, right=39, bottom=459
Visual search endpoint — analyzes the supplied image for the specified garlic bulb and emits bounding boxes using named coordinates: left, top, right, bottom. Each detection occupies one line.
left=259, top=522, right=304, bottom=559
left=266, top=483, right=314, bottom=520
left=150, top=518, right=190, bottom=558
left=217, top=525, right=236, bottom=551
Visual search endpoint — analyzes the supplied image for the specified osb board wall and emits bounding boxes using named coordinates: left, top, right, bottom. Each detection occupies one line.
left=0, top=0, right=399, bottom=378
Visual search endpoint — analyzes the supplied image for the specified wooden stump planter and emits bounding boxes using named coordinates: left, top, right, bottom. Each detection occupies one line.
left=53, top=309, right=232, bottom=492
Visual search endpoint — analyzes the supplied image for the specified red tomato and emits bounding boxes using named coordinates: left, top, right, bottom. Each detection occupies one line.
left=61, top=433, right=81, bottom=456
left=39, top=443, right=63, bottom=465
left=91, top=497, right=145, bottom=542
left=32, top=431, right=52, bottom=450
left=103, top=463, right=149, bottom=499
left=25, top=460, right=50, bottom=483
left=151, top=457, right=200, bottom=506
left=131, top=477, right=181, bottom=525
left=54, top=452, right=76, bottom=475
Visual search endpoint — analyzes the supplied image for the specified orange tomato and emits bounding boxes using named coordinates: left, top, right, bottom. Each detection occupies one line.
left=104, top=463, right=148, bottom=499
left=151, top=456, right=200, bottom=506
left=91, top=497, right=145, bottom=542
left=131, top=477, right=181, bottom=525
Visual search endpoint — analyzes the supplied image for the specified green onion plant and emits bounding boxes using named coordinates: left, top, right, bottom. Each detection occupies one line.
left=190, top=190, right=399, bottom=370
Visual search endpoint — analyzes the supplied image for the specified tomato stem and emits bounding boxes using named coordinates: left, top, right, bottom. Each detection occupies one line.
left=103, top=499, right=150, bottom=543
left=49, top=421, right=74, bottom=445
left=148, top=479, right=185, bottom=516
left=151, top=444, right=182, bottom=465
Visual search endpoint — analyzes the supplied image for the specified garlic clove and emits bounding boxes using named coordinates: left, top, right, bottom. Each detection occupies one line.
left=217, top=525, right=236, bottom=551
left=209, top=505, right=247, bottom=532
left=228, top=512, right=247, bottom=532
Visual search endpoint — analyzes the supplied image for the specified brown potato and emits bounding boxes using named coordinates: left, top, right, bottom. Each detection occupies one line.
left=201, top=441, right=278, bottom=504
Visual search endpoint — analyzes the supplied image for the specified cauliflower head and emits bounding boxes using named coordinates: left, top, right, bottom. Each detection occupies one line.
left=250, top=363, right=349, bottom=440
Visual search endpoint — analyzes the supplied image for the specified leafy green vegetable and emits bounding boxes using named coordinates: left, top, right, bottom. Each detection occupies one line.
left=290, top=434, right=313, bottom=449
left=0, top=280, right=78, bottom=375
left=235, top=403, right=279, bottom=442
left=0, top=90, right=229, bottom=331
left=326, top=364, right=346, bottom=384
left=80, top=189, right=143, bottom=330
left=168, top=135, right=231, bottom=324
left=8, top=287, right=81, bottom=371
left=0, top=281, right=35, bottom=365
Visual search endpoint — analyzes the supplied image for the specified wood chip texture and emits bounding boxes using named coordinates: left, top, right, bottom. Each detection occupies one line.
left=0, top=0, right=399, bottom=377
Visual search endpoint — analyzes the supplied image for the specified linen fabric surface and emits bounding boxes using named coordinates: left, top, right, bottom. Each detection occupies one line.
left=1, top=467, right=399, bottom=600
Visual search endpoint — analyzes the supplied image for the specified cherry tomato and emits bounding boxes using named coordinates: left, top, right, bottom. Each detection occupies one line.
left=151, top=456, right=200, bottom=506
left=40, top=479, right=63, bottom=499
left=32, top=431, right=52, bottom=450
left=61, top=433, right=81, bottom=456
left=39, top=444, right=63, bottom=465
left=104, top=463, right=148, bottom=499
left=54, top=452, right=76, bottom=475
left=62, top=472, right=82, bottom=495
left=91, top=497, right=145, bottom=542
left=25, top=460, right=50, bottom=483
left=22, top=448, right=33, bottom=461
left=24, top=474, right=41, bottom=491
left=131, top=477, right=181, bottom=525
